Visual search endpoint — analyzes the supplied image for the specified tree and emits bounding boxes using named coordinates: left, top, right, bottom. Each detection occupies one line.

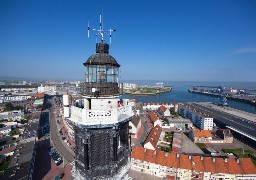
left=9, top=130, right=20, bottom=136
left=4, top=103, right=14, bottom=111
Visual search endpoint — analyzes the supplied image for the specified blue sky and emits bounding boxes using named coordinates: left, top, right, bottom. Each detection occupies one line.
left=0, top=0, right=256, bottom=82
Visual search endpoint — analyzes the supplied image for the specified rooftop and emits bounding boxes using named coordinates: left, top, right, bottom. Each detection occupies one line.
left=144, top=125, right=162, bottom=149
left=131, top=146, right=256, bottom=175
left=192, top=130, right=212, bottom=138
left=148, top=111, right=159, bottom=123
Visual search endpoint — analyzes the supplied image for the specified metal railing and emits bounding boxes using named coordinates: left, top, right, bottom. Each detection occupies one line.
left=69, top=105, right=133, bottom=126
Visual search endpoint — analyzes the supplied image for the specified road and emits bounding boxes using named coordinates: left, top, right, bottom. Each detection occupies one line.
left=48, top=96, right=75, bottom=163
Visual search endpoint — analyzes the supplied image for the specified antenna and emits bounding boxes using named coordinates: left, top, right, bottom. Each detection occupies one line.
left=88, top=20, right=90, bottom=38
left=87, top=15, right=116, bottom=44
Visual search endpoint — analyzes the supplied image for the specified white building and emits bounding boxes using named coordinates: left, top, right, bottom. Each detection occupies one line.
left=131, top=146, right=256, bottom=179
left=120, top=83, right=138, bottom=90
left=143, top=102, right=175, bottom=111
left=38, top=84, right=56, bottom=94
left=0, top=94, right=31, bottom=103
left=148, top=111, right=161, bottom=127
left=158, top=105, right=171, bottom=117
left=129, top=115, right=141, bottom=139
left=178, top=103, right=213, bottom=130
left=0, top=110, right=24, bottom=121
left=0, top=126, right=11, bottom=135
left=0, top=87, right=36, bottom=92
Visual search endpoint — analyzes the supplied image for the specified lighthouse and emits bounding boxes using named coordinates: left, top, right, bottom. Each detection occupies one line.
left=68, top=16, right=133, bottom=179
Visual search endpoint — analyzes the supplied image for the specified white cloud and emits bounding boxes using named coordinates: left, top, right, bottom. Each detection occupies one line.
left=231, top=47, right=256, bottom=55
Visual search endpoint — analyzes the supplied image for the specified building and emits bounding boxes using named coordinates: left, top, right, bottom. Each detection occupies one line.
left=163, top=117, right=193, bottom=131
left=37, top=84, right=56, bottom=94
left=144, top=125, right=162, bottom=150
left=0, top=126, right=11, bottom=136
left=2, top=141, right=36, bottom=180
left=178, top=103, right=213, bottom=130
left=143, top=102, right=175, bottom=111
left=0, top=110, right=24, bottom=121
left=67, top=31, right=133, bottom=179
left=190, top=130, right=212, bottom=143
left=158, top=105, right=171, bottom=117
left=1, top=119, right=38, bottom=179
left=121, top=83, right=138, bottom=90
left=129, top=115, right=141, bottom=139
left=215, top=129, right=233, bottom=143
left=131, top=146, right=256, bottom=179
left=0, top=94, right=32, bottom=103
left=148, top=111, right=161, bottom=127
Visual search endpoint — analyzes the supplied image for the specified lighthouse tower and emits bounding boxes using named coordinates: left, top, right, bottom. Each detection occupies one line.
left=68, top=17, right=133, bottom=179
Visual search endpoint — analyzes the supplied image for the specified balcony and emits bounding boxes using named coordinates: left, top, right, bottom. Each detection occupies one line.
left=68, top=105, right=134, bottom=127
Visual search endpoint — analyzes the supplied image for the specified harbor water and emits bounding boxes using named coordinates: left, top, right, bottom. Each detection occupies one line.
left=121, top=81, right=256, bottom=114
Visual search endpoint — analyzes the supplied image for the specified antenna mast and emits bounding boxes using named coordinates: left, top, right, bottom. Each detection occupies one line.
left=88, top=15, right=116, bottom=44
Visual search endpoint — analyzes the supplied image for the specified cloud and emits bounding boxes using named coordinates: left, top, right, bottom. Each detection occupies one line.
left=231, top=47, right=256, bottom=55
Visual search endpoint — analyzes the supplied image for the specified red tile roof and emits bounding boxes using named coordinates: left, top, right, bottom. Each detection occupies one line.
left=193, top=130, right=212, bottom=138
left=215, top=158, right=229, bottom=174
left=0, top=146, right=16, bottom=155
left=166, top=176, right=175, bottom=180
left=148, top=111, right=159, bottom=123
left=131, top=146, right=144, bottom=160
left=165, top=152, right=179, bottom=168
left=159, top=105, right=166, bottom=112
left=226, top=158, right=244, bottom=174
left=239, top=158, right=256, bottom=174
left=144, top=149, right=156, bottom=163
left=131, top=146, right=256, bottom=175
left=144, top=125, right=162, bottom=149
left=203, top=157, right=216, bottom=172
left=155, top=150, right=165, bottom=166
left=36, top=93, right=44, bottom=99
left=192, top=156, right=205, bottom=172
left=179, top=154, right=192, bottom=170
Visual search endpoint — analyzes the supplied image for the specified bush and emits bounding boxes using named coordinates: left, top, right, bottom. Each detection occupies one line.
left=9, top=130, right=20, bottom=136
left=0, top=156, right=11, bottom=176
left=196, top=143, right=207, bottom=148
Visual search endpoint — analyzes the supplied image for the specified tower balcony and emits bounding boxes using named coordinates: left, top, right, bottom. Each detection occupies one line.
left=68, top=104, right=134, bottom=127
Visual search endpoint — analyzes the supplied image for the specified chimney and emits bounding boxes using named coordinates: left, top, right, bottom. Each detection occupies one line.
left=237, top=159, right=240, bottom=163
left=225, top=158, right=228, bottom=163
left=165, top=152, right=168, bottom=157
left=213, top=158, right=215, bottom=162
left=177, top=154, right=180, bottom=158
left=200, top=156, right=203, bottom=161
left=189, top=155, right=191, bottom=160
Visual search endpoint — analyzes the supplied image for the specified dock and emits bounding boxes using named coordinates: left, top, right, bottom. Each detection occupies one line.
left=188, top=87, right=256, bottom=106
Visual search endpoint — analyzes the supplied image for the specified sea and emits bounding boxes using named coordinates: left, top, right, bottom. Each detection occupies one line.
left=120, top=81, right=256, bottom=114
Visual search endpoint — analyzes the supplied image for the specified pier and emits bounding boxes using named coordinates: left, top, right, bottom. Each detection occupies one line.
left=188, top=86, right=256, bottom=106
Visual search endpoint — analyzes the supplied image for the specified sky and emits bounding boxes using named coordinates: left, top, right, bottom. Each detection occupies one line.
left=0, top=0, right=256, bottom=82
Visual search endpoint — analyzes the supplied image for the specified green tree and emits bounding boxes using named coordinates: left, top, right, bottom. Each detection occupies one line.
left=4, top=103, right=14, bottom=111
left=9, top=130, right=20, bottom=136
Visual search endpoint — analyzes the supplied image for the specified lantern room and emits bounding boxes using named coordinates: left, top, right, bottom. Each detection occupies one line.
left=83, top=43, right=120, bottom=96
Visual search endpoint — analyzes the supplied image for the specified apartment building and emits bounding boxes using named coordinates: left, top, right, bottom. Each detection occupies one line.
left=178, top=103, right=213, bottom=130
